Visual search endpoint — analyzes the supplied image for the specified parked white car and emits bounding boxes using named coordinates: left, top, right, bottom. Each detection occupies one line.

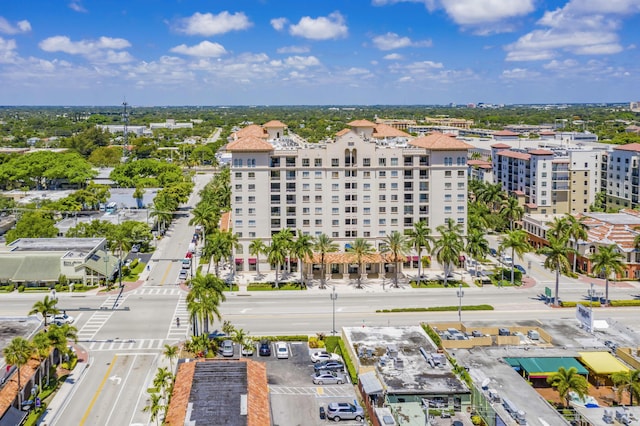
left=276, top=342, right=289, bottom=359
left=310, top=350, right=341, bottom=363
left=47, top=313, right=74, bottom=325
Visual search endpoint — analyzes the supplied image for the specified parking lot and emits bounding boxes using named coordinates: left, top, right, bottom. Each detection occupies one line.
left=250, top=341, right=363, bottom=426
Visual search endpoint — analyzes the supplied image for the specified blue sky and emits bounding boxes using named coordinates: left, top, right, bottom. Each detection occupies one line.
left=1, top=0, right=639, bottom=106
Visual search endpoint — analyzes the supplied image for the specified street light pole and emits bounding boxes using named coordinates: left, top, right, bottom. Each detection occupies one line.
left=330, top=286, right=338, bottom=336
left=457, top=283, right=464, bottom=324
left=589, top=282, right=594, bottom=334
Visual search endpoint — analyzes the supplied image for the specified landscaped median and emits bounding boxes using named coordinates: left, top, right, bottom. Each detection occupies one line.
left=376, top=305, right=494, bottom=313
left=559, top=300, right=640, bottom=307
left=247, top=282, right=306, bottom=291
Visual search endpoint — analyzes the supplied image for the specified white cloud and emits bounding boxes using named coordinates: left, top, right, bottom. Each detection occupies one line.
left=289, top=12, right=348, bottom=40
left=372, top=32, right=432, bottom=51
left=175, top=11, right=252, bottom=37
left=276, top=45, right=310, bottom=54
left=271, top=17, right=288, bottom=32
left=170, top=41, right=227, bottom=58
left=39, top=36, right=131, bottom=55
left=440, top=0, right=535, bottom=25
left=505, top=29, right=621, bottom=61
left=0, top=36, right=18, bottom=63
left=283, top=55, right=321, bottom=69
left=68, top=1, right=87, bottom=13
left=383, top=53, right=403, bottom=60
left=371, top=0, right=437, bottom=10
left=0, top=17, right=31, bottom=35
left=501, top=68, right=540, bottom=79
left=543, top=59, right=579, bottom=70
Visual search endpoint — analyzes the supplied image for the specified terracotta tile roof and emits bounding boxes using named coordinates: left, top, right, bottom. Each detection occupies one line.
left=164, top=360, right=196, bottom=426
left=539, top=131, right=556, bottom=135
left=490, top=143, right=511, bottom=149
left=335, top=128, right=351, bottom=137
left=494, top=130, right=519, bottom=136
left=233, top=124, right=267, bottom=139
left=263, top=120, right=287, bottom=128
left=247, top=360, right=270, bottom=426
left=0, top=357, right=42, bottom=418
left=513, top=190, right=525, bottom=195
left=614, top=143, right=640, bottom=153
left=552, top=159, right=570, bottom=163
left=579, top=211, right=640, bottom=252
left=525, top=203, right=537, bottom=208
left=226, top=136, right=274, bottom=152
left=467, top=159, right=492, bottom=168
left=497, top=150, right=531, bottom=160
left=528, top=149, right=554, bottom=155
left=347, top=119, right=376, bottom=128
left=219, top=211, right=231, bottom=232
left=372, top=123, right=410, bottom=138
left=409, top=132, right=473, bottom=151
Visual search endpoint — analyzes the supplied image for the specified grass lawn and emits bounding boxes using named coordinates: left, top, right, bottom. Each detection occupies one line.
left=123, top=262, right=146, bottom=281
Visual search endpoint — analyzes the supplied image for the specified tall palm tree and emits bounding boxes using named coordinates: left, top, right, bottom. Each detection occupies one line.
left=477, top=182, right=505, bottom=213
left=187, top=273, right=226, bottom=336
left=498, top=230, right=532, bottom=286
left=3, top=336, right=35, bottom=404
left=163, top=344, right=179, bottom=373
left=153, top=367, right=174, bottom=403
left=433, top=219, right=465, bottom=287
left=29, top=295, right=59, bottom=326
left=546, top=367, right=589, bottom=407
left=32, top=332, right=51, bottom=388
left=314, top=234, right=338, bottom=289
left=590, top=244, right=625, bottom=305
left=274, top=228, right=295, bottom=274
left=563, top=214, right=588, bottom=273
left=292, top=231, right=315, bottom=286
left=266, top=239, right=286, bottom=288
left=539, top=234, right=573, bottom=306
left=189, top=203, right=216, bottom=247
left=249, top=239, right=267, bottom=276
left=500, top=196, right=524, bottom=231
left=143, top=392, right=164, bottom=426
left=381, top=231, right=410, bottom=288
left=547, top=216, right=569, bottom=240
left=347, top=238, right=375, bottom=289
left=408, top=220, right=433, bottom=283
left=465, top=228, right=489, bottom=279
left=611, top=369, right=640, bottom=406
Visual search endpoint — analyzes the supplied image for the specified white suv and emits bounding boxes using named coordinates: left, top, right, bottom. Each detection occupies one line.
left=326, top=402, right=364, bottom=422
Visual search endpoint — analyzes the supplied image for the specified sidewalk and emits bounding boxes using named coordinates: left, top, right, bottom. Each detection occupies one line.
left=37, top=362, right=88, bottom=426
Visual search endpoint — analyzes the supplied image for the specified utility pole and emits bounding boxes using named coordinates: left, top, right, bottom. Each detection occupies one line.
left=457, top=283, right=464, bottom=324
left=330, top=286, right=338, bottom=336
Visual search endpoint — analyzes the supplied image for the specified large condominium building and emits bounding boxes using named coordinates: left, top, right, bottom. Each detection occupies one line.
left=227, top=120, right=471, bottom=272
left=491, top=144, right=602, bottom=215
left=602, top=143, right=640, bottom=209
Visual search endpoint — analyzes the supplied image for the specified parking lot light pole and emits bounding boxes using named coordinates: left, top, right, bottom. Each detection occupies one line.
left=457, top=283, right=464, bottom=324
left=330, top=286, right=338, bottom=336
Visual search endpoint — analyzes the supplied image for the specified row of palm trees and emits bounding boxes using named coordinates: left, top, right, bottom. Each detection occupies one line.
left=143, top=345, right=180, bottom=426
left=548, top=366, right=640, bottom=407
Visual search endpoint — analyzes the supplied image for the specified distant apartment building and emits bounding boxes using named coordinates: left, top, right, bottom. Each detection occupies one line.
left=630, top=101, right=640, bottom=113
left=96, top=124, right=149, bottom=136
left=490, top=144, right=601, bottom=215
left=424, top=116, right=473, bottom=129
left=149, top=119, right=194, bottom=130
left=374, top=118, right=416, bottom=131
left=601, top=143, right=640, bottom=210
left=226, top=120, right=471, bottom=272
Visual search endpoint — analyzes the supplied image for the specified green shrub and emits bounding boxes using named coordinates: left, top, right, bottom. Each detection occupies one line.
left=0, top=284, right=14, bottom=292
left=336, top=339, right=358, bottom=384
left=560, top=301, right=601, bottom=308
left=308, top=336, right=325, bottom=349
left=256, top=335, right=309, bottom=342
left=247, top=282, right=305, bottom=291
left=54, top=284, right=69, bottom=292
left=222, top=284, right=239, bottom=291
left=421, top=324, right=442, bottom=348
left=377, top=305, right=494, bottom=313
left=23, top=287, right=51, bottom=292
left=324, top=336, right=340, bottom=353
left=130, top=258, right=139, bottom=269
left=609, top=299, right=640, bottom=307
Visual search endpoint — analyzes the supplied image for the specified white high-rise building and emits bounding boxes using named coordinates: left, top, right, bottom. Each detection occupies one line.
left=226, top=120, right=471, bottom=273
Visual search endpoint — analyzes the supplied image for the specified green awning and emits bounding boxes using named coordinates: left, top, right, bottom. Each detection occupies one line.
left=504, top=357, right=588, bottom=376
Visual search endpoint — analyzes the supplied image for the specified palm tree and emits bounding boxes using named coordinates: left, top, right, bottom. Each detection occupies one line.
left=547, top=367, right=589, bottom=407
left=498, top=230, right=532, bottom=286
left=29, top=295, right=59, bottom=326
left=500, top=196, right=524, bottom=230
left=539, top=234, right=573, bottom=306
left=381, top=231, right=410, bottom=288
left=611, top=369, right=640, bottom=406
left=563, top=214, right=588, bottom=273
left=163, top=344, right=179, bottom=373
left=143, top=392, right=164, bottom=426
left=433, top=219, right=465, bottom=287
left=408, top=220, right=433, bottom=283
left=249, top=239, right=267, bottom=277
left=590, top=244, right=625, bottom=305
left=314, top=234, right=338, bottom=289
left=3, top=337, right=35, bottom=404
left=292, top=231, right=315, bottom=286
left=266, top=239, right=287, bottom=288
left=187, top=273, right=226, bottom=336
left=153, top=367, right=174, bottom=403
left=32, top=332, right=51, bottom=388
left=347, top=238, right=375, bottom=289
left=466, top=227, right=489, bottom=279
left=274, top=228, right=295, bottom=274
left=189, top=203, right=217, bottom=247
left=232, top=328, right=248, bottom=355
left=477, top=182, right=505, bottom=213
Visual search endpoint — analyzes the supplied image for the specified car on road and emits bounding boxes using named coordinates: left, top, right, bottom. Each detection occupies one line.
left=312, top=371, right=346, bottom=385
left=452, top=421, right=463, bottom=426
left=514, top=264, right=526, bottom=274
left=131, top=244, right=140, bottom=253
left=276, top=342, right=289, bottom=359
left=501, top=254, right=513, bottom=266
left=47, top=313, right=74, bottom=325
left=258, top=339, right=271, bottom=356
left=179, top=270, right=188, bottom=281
left=489, top=248, right=497, bottom=257
left=326, top=402, right=364, bottom=422
left=220, top=339, right=234, bottom=357
left=313, top=360, right=345, bottom=372
left=310, top=350, right=341, bottom=363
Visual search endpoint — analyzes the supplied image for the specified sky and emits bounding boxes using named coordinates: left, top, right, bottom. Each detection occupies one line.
left=1, top=0, right=639, bottom=106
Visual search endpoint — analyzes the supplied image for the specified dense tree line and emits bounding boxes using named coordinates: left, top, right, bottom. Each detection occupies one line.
left=0, top=151, right=96, bottom=190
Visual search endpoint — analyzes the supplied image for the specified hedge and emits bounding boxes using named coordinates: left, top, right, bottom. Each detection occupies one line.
left=410, top=281, right=469, bottom=288
left=336, top=338, right=358, bottom=384
left=421, top=323, right=442, bottom=348
left=376, top=305, right=494, bottom=313
left=253, top=335, right=309, bottom=342
left=560, top=301, right=602, bottom=308
left=0, top=285, right=14, bottom=292
left=247, top=282, right=305, bottom=291
left=609, top=300, right=640, bottom=307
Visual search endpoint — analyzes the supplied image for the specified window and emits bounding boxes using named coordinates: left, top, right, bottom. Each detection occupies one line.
left=379, top=219, right=386, bottom=225
left=286, top=156, right=295, bottom=167
left=248, top=196, right=255, bottom=203
left=379, top=195, right=386, bottom=201
left=364, top=183, right=371, bottom=190
left=248, top=208, right=256, bottom=215
left=390, top=194, right=398, bottom=201
left=363, top=195, right=370, bottom=202
left=445, top=171, right=452, bottom=177
left=303, top=219, right=310, bottom=226
left=248, top=184, right=255, bottom=191
left=302, top=195, right=310, bottom=202
left=458, top=182, right=465, bottom=189
left=332, top=219, right=339, bottom=226
left=364, top=207, right=370, bottom=214
left=444, top=157, right=453, bottom=166
left=391, top=158, right=398, bottom=166
left=391, top=183, right=398, bottom=190
left=379, top=183, right=386, bottom=190
left=445, top=206, right=452, bottom=213
left=331, top=158, right=339, bottom=167
left=316, top=171, right=322, bottom=178
left=332, top=195, right=339, bottom=202
left=445, top=194, right=452, bottom=202
left=332, top=207, right=339, bottom=214
left=391, top=171, right=398, bottom=177
left=235, top=184, right=242, bottom=190
left=315, top=195, right=322, bottom=202
left=315, top=158, right=322, bottom=167
left=302, top=158, right=310, bottom=167
left=248, top=220, right=256, bottom=227
left=315, top=183, right=322, bottom=190
left=391, top=206, right=398, bottom=213
left=302, top=207, right=310, bottom=214
left=379, top=158, right=387, bottom=166
left=363, top=171, right=371, bottom=178
left=332, top=171, right=339, bottom=178
left=364, top=219, right=370, bottom=225
left=315, top=207, right=322, bottom=214
left=271, top=195, right=280, bottom=203
left=363, top=158, right=371, bottom=167
left=458, top=171, right=464, bottom=177
left=235, top=196, right=242, bottom=203
left=235, top=208, right=242, bottom=215
left=235, top=172, right=242, bottom=178
left=303, top=183, right=310, bottom=191
left=379, top=206, right=386, bottom=213
left=379, top=171, right=386, bottom=177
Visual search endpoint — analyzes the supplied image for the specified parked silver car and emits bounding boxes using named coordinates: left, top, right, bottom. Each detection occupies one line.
left=312, top=371, right=346, bottom=385
left=220, top=340, right=234, bottom=357
left=326, top=402, right=364, bottom=422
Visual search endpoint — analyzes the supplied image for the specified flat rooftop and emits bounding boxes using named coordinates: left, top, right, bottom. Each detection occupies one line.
left=3, top=238, right=104, bottom=255
left=343, top=326, right=468, bottom=395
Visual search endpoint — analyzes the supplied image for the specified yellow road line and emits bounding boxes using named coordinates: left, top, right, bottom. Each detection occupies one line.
left=79, top=355, right=118, bottom=426
left=159, top=262, right=173, bottom=286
